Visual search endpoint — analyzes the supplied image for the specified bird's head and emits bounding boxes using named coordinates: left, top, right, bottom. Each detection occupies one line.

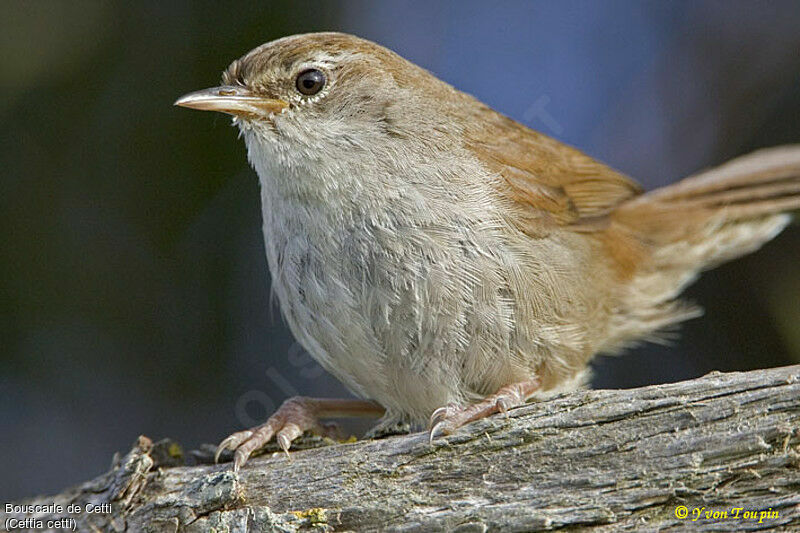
left=176, top=32, right=461, bottom=163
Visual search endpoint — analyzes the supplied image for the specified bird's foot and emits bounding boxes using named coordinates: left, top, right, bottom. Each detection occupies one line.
left=215, top=397, right=384, bottom=471
left=428, top=379, right=540, bottom=443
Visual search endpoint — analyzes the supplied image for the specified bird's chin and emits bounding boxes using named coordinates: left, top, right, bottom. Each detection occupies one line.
left=240, top=123, right=284, bottom=164
left=233, top=115, right=279, bottom=139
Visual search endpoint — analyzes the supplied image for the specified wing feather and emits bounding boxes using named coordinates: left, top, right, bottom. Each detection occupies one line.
left=463, top=104, right=642, bottom=224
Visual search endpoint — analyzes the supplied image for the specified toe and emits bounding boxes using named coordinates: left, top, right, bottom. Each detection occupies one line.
left=215, top=430, right=253, bottom=463
left=216, top=395, right=368, bottom=470
left=496, top=396, right=511, bottom=418
left=275, top=422, right=304, bottom=457
left=225, top=420, right=279, bottom=470
left=233, top=433, right=271, bottom=471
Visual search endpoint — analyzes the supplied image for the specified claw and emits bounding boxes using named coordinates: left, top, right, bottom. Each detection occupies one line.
left=429, top=403, right=457, bottom=429
left=426, top=379, right=541, bottom=444
left=429, top=406, right=448, bottom=429
left=215, top=431, right=252, bottom=463
left=233, top=449, right=248, bottom=472
left=214, top=444, right=227, bottom=464
left=213, top=397, right=384, bottom=470
left=277, top=433, right=292, bottom=458
left=429, top=403, right=461, bottom=443
left=496, top=397, right=510, bottom=418
left=429, top=420, right=451, bottom=444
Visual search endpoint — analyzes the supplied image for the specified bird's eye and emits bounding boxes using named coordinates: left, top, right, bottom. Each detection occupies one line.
left=295, top=69, right=326, bottom=95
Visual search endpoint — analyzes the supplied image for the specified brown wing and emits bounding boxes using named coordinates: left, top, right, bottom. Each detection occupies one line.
left=464, top=103, right=642, bottom=225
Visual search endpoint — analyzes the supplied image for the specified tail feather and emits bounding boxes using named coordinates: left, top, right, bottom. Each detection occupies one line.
left=603, top=146, right=799, bottom=349
left=619, top=145, right=800, bottom=226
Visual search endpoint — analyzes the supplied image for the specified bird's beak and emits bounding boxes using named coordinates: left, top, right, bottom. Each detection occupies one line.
left=174, top=86, right=289, bottom=117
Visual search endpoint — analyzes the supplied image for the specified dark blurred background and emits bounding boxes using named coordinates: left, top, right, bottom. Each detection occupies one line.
left=2, top=0, right=799, bottom=500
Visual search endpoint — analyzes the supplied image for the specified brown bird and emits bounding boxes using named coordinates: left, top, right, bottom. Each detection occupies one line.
left=175, top=32, right=800, bottom=470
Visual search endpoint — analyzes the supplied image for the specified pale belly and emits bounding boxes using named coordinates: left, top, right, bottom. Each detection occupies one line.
left=258, top=195, right=592, bottom=422
left=252, top=142, right=602, bottom=422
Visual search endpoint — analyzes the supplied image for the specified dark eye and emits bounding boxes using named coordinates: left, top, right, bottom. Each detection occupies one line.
left=295, top=69, right=326, bottom=95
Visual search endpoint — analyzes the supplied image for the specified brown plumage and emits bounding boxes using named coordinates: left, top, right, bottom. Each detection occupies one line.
left=176, top=32, right=799, bottom=469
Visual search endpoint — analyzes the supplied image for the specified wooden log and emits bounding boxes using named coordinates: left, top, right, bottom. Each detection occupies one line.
left=3, top=365, right=799, bottom=532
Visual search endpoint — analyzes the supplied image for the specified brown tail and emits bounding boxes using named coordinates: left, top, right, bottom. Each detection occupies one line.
left=603, top=146, right=800, bottom=349
left=616, top=145, right=800, bottom=270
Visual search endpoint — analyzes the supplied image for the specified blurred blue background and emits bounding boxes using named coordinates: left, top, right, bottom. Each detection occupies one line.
left=2, top=1, right=799, bottom=500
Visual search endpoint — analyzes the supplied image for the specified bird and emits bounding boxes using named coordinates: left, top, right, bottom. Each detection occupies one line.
left=175, top=32, right=800, bottom=470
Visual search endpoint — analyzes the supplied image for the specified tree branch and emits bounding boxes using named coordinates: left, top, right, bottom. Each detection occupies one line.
left=4, top=366, right=800, bottom=532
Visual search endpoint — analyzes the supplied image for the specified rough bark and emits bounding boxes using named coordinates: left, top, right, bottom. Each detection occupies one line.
left=4, top=365, right=800, bottom=532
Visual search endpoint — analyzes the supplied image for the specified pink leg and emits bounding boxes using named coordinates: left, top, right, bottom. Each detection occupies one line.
left=428, top=378, right=540, bottom=443
left=216, top=397, right=384, bottom=470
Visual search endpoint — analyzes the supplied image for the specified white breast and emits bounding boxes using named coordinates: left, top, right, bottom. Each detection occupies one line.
left=240, top=121, right=598, bottom=422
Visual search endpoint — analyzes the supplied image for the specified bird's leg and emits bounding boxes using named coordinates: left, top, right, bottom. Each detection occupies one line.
left=216, top=397, right=384, bottom=470
left=428, top=378, right=540, bottom=442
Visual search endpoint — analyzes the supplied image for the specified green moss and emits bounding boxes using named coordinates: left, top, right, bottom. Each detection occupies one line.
left=168, top=442, right=183, bottom=458
left=292, top=507, right=328, bottom=525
